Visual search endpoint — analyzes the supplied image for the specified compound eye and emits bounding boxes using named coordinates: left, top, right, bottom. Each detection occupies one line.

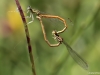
left=27, top=6, right=31, bottom=10
left=52, top=30, right=55, bottom=34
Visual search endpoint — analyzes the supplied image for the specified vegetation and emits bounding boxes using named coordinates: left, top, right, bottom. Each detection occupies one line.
left=0, top=0, right=100, bottom=75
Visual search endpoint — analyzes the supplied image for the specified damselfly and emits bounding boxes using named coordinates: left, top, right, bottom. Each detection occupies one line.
left=52, top=30, right=88, bottom=70
left=26, top=6, right=67, bottom=33
left=26, top=6, right=69, bottom=47
left=26, top=6, right=88, bottom=70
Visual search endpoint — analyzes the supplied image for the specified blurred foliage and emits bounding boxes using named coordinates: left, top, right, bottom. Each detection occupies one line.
left=0, top=0, right=100, bottom=75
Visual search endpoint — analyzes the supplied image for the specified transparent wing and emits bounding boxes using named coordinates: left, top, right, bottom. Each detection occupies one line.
left=63, top=40, right=88, bottom=70
left=41, top=16, right=65, bottom=32
left=40, top=13, right=73, bottom=33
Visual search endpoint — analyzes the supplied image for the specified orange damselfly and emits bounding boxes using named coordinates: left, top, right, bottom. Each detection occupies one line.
left=52, top=30, right=88, bottom=70
left=26, top=6, right=68, bottom=47
left=26, top=6, right=88, bottom=70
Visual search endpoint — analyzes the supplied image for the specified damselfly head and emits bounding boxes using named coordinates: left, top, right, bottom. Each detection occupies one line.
left=52, top=30, right=56, bottom=35
left=27, top=6, right=31, bottom=10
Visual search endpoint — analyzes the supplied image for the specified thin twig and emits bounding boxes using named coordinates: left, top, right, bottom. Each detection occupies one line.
left=14, top=0, right=36, bottom=75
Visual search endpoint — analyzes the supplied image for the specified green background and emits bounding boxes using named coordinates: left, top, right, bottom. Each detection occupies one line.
left=0, top=0, right=100, bottom=75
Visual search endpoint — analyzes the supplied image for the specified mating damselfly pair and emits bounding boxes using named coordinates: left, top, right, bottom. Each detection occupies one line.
left=26, top=6, right=88, bottom=70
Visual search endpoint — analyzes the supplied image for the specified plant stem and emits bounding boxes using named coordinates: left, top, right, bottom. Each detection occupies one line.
left=14, top=0, right=36, bottom=75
